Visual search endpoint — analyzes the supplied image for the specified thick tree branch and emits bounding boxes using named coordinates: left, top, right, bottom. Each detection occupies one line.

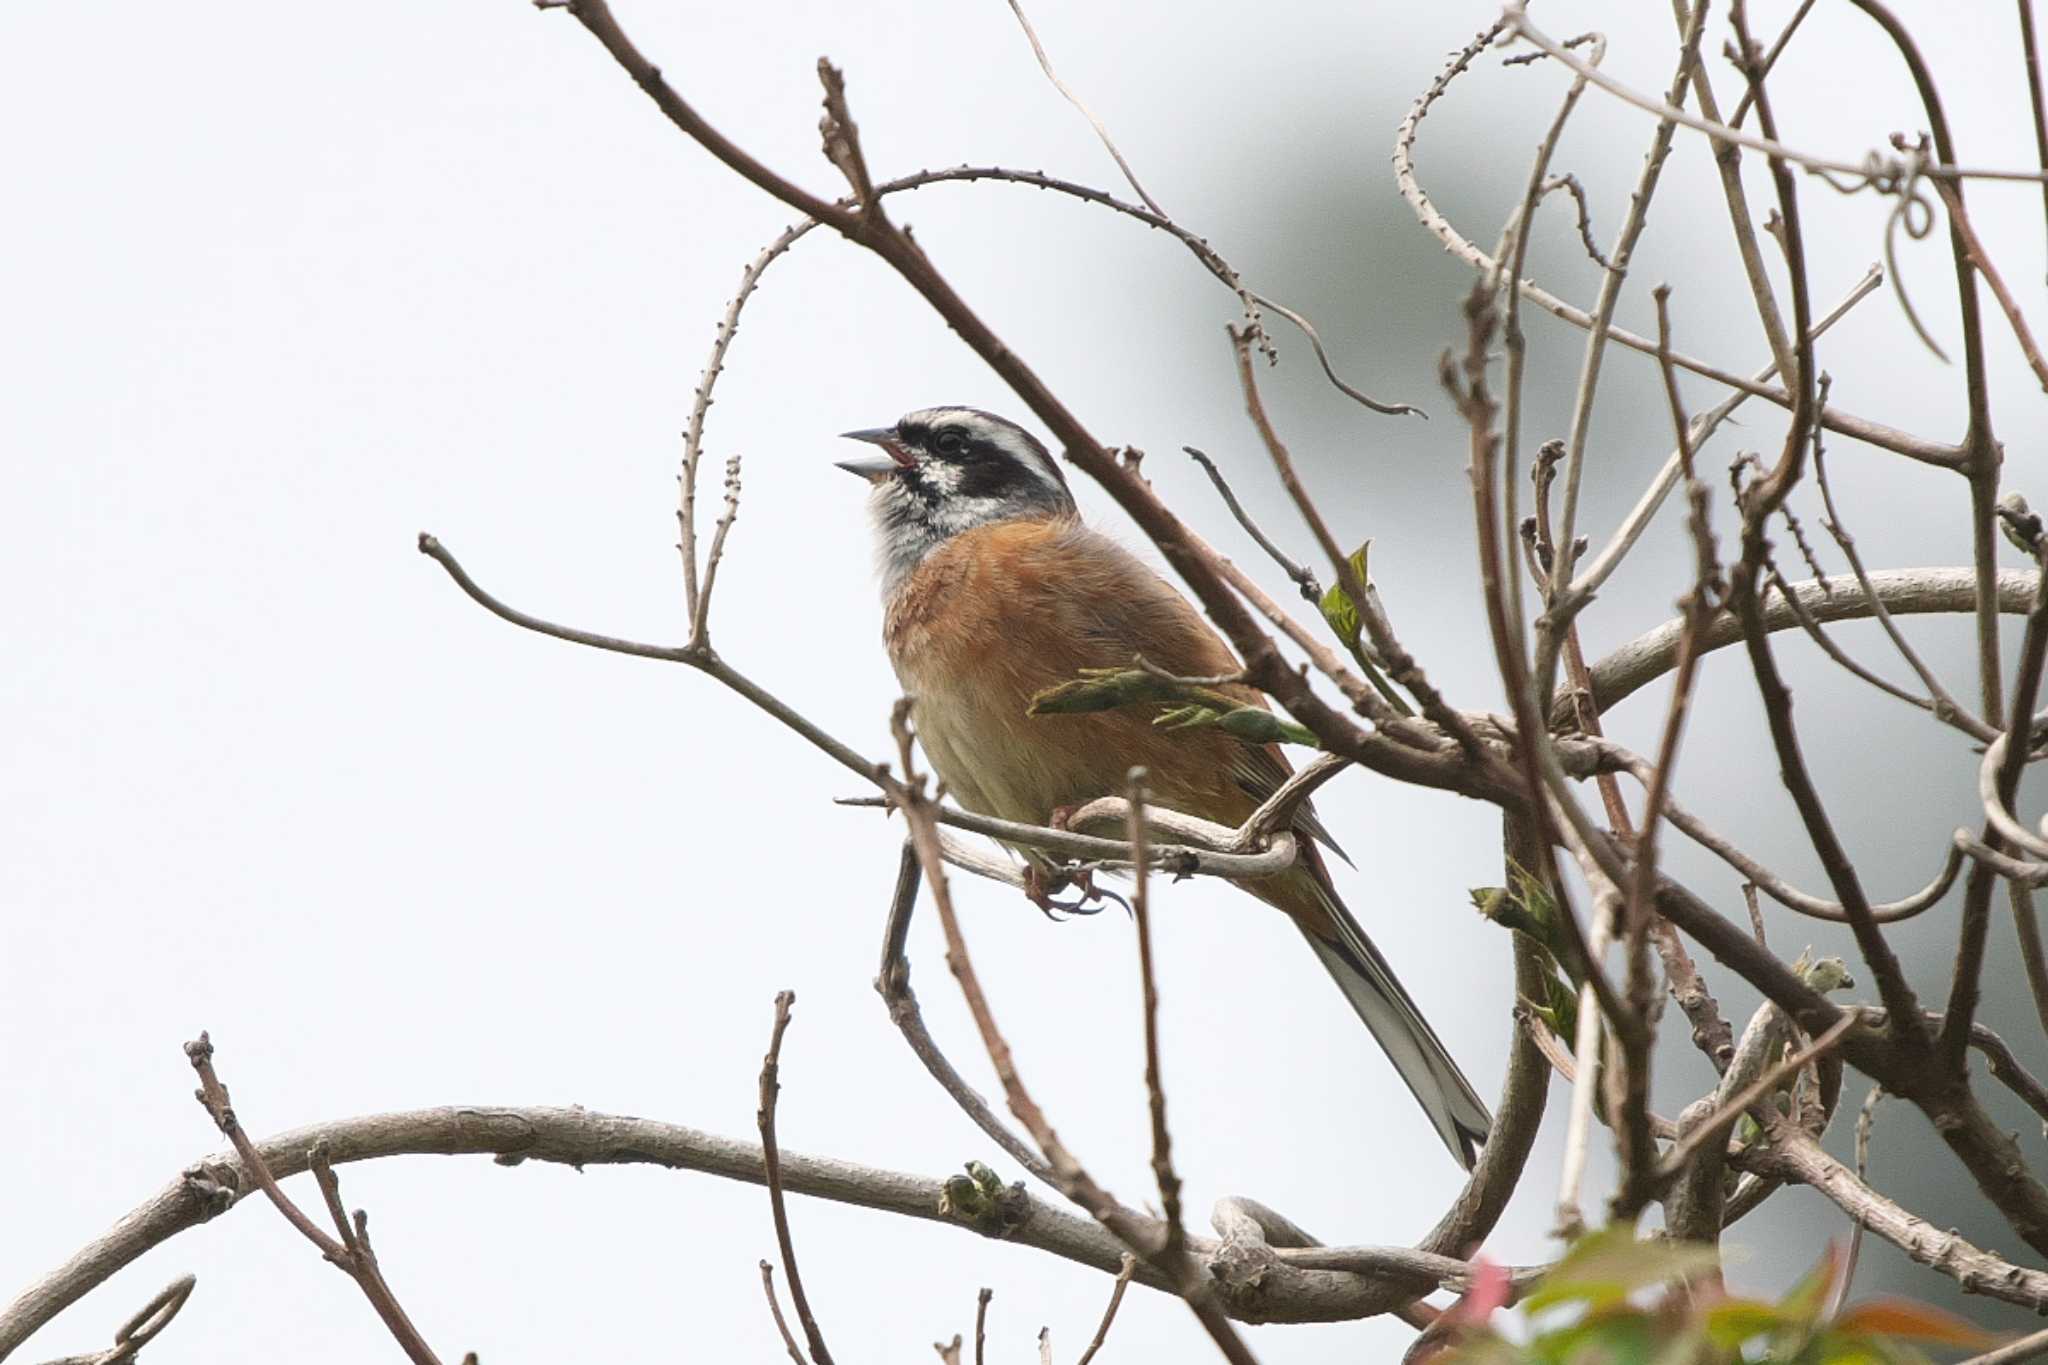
left=0, top=1103, right=1504, bottom=1360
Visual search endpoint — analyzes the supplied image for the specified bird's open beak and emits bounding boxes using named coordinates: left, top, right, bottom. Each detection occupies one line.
left=836, top=427, right=914, bottom=480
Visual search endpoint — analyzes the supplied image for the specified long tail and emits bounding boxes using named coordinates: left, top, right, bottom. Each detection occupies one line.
left=1266, top=858, right=1492, bottom=1169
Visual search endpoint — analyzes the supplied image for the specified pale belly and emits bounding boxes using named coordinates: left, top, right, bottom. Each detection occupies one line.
left=897, top=658, right=1115, bottom=840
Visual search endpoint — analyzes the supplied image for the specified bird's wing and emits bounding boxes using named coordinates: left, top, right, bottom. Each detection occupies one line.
left=1063, top=524, right=1350, bottom=862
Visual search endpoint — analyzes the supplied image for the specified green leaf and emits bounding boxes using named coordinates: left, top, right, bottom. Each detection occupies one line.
left=1520, top=1227, right=1722, bottom=1314
left=1314, top=540, right=1416, bottom=718
left=1028, top=667, right=1182, bottom=715
left=1317, top=541, right=1373, bottom=652
left=1156, top=700, right=1319, bottom=747
left=1699, top=1296, right=1790, bottom=1348
left=1028, top=668, right=1318, bottom=747
left=1527, top=1307, right=1658, bottom=1363
left=1804, top=1327, right=1929, bottom=1365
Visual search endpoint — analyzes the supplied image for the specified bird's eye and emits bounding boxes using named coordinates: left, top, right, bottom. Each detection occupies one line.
left=932, top=427, right=969, bottom=457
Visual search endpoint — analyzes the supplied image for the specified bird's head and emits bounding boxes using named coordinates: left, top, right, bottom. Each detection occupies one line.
left=837, top=406, right=1075, bottom=593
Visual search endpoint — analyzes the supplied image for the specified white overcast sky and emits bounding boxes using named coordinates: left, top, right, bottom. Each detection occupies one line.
left=6, top=0, right=2048, bottom=1360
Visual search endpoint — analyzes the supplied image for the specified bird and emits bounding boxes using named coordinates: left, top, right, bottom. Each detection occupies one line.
left=837, top=405, right=1491, bottom=1168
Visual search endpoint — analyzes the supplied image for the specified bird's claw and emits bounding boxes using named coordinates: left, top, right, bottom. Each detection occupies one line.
left=1023, top=863, right=1130, bottom=921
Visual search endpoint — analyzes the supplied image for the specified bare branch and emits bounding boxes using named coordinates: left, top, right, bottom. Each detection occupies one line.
left=883, top=705, right=1264, bottom=1364
left=1125, top=770, right=1183, bottom=1265
left=1229, top=324, right=1488, bottom=761
left=874, top=844, right=1056, bottom=1184
left=1809, top=412, right=1996, bottom=741
left=757, top=992, right=834, bottom=1365
left=1183, top=446, right=1319, bottom=603
left=1931, top=178, right=2048, bottom=394
left=1564, top=263, right=1881, bottom=604
left=2021, top=0, right=2048, bottom=283
left=691, top=453, right=742, bottom=647
left=1582, top=567, right=2038, bottom=718
left=183, top=1035, right=447, bottom=1365
left=760, top=1263, right=806, bottom=1365
left=1671, top=0, right=1797, bottom=379
left=1946, top=558, right=2048, bottom=1067
left=1503, top=2, right=2048, bottom=184
left=1000, top=0, right=1161, bottom=217
left=1542, top=0, right=1708, bottom=626
left=1741, top=1097, right=2048, bottom=1312
left=1395, top=23, right=1960, bottom=468
left=1073, top=1256, right=1137, bottom=1365
left=31, top=1276, right=194, bottom=1365
left=1655, top=1014, right=1857, bottom=1182
left=1, top=1100, right=1509, bottom=1357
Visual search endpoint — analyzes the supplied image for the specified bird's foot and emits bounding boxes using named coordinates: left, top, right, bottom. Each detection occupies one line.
left=1022, top=862, right=1127, bottom=921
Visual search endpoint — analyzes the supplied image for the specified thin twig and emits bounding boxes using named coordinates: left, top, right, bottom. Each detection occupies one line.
left=1810, top=409, right=1998, bottom=736
left=1602, top=754, right=1963, bottom=925
left=1955, top=1324, right=2048, bottom=1365
left=1969, top=1023, right=2048, bottom=1128
left=1654, top=1014, right=1858, bottom=1181
left=1542, top=0, right=1708, bottom=641
left=1932, top=179, right=2048, bottom=394
left=1395, top=24, right=1961, bottom=468
left=1228, top=325, right=1489, bottom=762
left=1945, top=559, right=2048, bottom=1066
left=1842, top=1084, right=1886, bottom=1317
left=1503, top=3, right=2048, bottom=184
left=1183, top=446, right=1319, bottom=602
left=1540, top=174, right=1611, bottom=270
left=759, top=1262, right=806, bottom=1365
left=1073, top=1256, right=1137, bottom=1365
left=1565, top=264, right=1884, bottom=605
left=1727, top=0, right=1819, bottom=129
left=885, top=706, right=1263, bottom=1364
left=183, top=1035, right=445, bottom=1365
left=1126, top=769, right=1184, bottom=1265
left=690, top=454, right=743, bottom=646
left=1610, top=286, right=1723, bottom=1222
left=874, top=843, right=1057, bottom=1184
left=1679, top=0, right=1798, bottom=380
left=1763, top=554, right=1969, bottom=731
left=974, top=1287, right=992, bottom=1365
left=2020, top=0, right=2048, bottom=285
left=34, top=1275, right=196, bottom=1365
left=1495, top=33, right=1604, bottom=718
left=1000, top=0, right=1442, bottom=416
left=757, top=992, right=834, bottom=1365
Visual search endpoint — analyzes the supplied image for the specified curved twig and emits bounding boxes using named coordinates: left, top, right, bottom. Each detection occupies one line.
left=1585, top=739, right=1965, bottom=924
left=847, top=794, right=1298, bottom=881
left=0, top=1106, right=1490, bottom=1360
left=1979, top=724, right=2048, bottom=861
left=1503, top=3, right=2048, bottom=184
left=1393, top=23, right=1961, bottom=468
left=1583, top=568, right=2039, bottom=718
left=1956, top=830, right=2048, bottom=888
